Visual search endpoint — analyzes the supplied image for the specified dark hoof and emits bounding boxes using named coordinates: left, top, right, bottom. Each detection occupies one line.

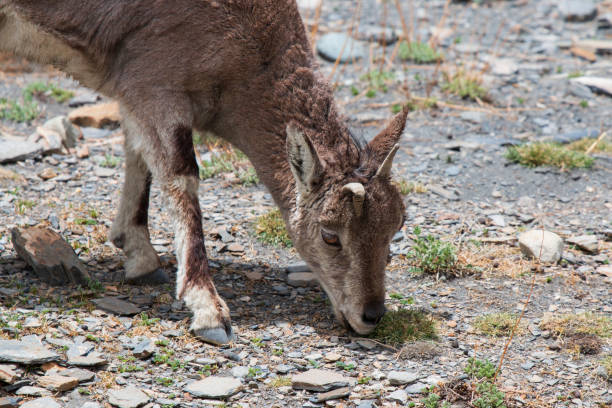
left=126, top=268, right=170, bottom=285
left=193, top=326, right=235, bottom=346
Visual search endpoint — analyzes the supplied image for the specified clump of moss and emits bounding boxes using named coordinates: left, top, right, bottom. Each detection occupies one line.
left=368, top=309, right=437, bottom=346
left=473, top=312, right=520, bottom=337
left=399, top=41, right=443, bottom=64
left=442, top=70, right=488, bottom=101
left=505, top=143, right=594, bottom=169
left=255, top=209, right=292, bottom=247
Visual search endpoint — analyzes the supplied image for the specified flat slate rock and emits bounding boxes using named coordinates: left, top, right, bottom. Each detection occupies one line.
left=107, top=386, right=149, bottom=408
left=292, top=369, right=352, bottom=392
left=0, top=337, right=59, bottom=365
left=559, top=0, right=597, bottom=22
left=287, top=272, right=318, bottom=287
left=92, top=297, right=141, bottom=316
left=66, top=353, right=107, bottom=367
left=0, top=396, right=20, bottom=408
left=56, top=368, right=95, bottom=382
left=316, top=33, right=367, bottom=63
left=0, top=138, right=43, bottom=164
left=388, top=371, right=420, bottom=385
left=184, top=376, right=243, bottom=399
left=11, top=227, right=90, bottom=286
left=38, top=375, right=78, bottom=392
left=313, top=387, right=351, bottom=403
left=20, top=397, right=62, bottom=408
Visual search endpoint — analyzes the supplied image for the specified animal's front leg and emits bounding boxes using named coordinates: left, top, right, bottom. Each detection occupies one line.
left=167, top=175, right=233, bottom=345
left=121, top=104, right=233, bottom=345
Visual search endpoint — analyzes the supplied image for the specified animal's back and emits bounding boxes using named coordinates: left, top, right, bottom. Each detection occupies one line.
left=0, top=0, right=311, bottom=97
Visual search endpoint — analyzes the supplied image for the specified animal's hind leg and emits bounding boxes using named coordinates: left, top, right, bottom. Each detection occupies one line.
left=110, top=115, right=166, bottom=283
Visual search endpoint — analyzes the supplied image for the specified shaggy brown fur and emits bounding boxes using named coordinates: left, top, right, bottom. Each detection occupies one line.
left=0, top=0, right=408, bottom=344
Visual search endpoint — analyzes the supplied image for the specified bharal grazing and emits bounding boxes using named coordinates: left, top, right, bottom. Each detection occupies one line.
left=0, top=0, right=408, bottom=344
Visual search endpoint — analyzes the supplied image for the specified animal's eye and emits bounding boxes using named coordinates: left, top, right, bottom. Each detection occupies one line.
left=321, top=230, right=341, bottom=247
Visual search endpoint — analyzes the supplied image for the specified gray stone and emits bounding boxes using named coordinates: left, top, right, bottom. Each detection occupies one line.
left=66, top=353, right=106, bottom=367
left=184, top=376, right=243, bottom=399
left=132, top=337, right=155, bottom=359
left=428, top=185, right=460, bottom=201
left=444, top=165, right=461, bottom=177
left=92, top=297, right=141, bottom=316
left=386, top=389, right=408, bottom=404
left=57, top=368, right=95, bottom=382
left=489, top=215, right=506, bottom=227
left=314, top=387, right=351, bottom=403
left=287, top=272, right=318, bottom=287
left=316, top=33, right=367, bottom=63
left=0, top=138, right=43, bottom=164
left=81, top=127, right=113, bottom=139
left=11, top=227, right=90, bottom=285
left=518, top=229, right=563, bottom=263
left=553, top=129, right=599, bottom=144
left=356, top=25, right=398, bottom=44
left=15, top=386, right=52, bottom=397
left=20, top=397, right=62, bottom=408
left=572, top=77, right=612, bottom=97
left=0, top=337, right=59, bottom=365
left=29, top=116, right=79, bottom=151
left=0, top=396, right=20, bottom=408
left=68, top=92, right=100, bottom=108
left=231, top=366, right=250, bottom=378
left=559, top=0, right=597, bottom=22
left=405, top=382, right=428, bottom=394
left=94, top=167, right=116, bottom=178
left=459, top=111, right=485, bottom=124
left=388, top=371, right=419, bottom=385
left=287, top=263, right=310, bottom=274
left=107, top=386, right=150, bottom=408
left=566, top=235, right=599, bottom=253
left=489, top=58, right=519, bottom=75
left=276, top=364, right=294, bottom=374
left=38, top=375, right=78, bottom=392
left=292, top=369, right=352, bottom=391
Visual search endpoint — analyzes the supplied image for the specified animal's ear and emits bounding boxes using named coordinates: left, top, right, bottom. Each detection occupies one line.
left=367, top=106, right=409, bottom=177
left=286, top=125, right=323, bottom=195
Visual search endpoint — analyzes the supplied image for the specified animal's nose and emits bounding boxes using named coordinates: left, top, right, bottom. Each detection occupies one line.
left=362, top=301, right=386, bottom=325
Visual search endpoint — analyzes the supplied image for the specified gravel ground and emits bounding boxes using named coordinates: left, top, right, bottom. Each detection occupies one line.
left=1, top=0, right=611, bottom=407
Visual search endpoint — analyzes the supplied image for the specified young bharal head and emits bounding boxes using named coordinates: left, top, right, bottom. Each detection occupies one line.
left=286, top=108, right=408, bottom=335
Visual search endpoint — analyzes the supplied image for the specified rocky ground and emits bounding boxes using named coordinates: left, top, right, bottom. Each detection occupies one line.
left=1, top=0, right=612, bottom=407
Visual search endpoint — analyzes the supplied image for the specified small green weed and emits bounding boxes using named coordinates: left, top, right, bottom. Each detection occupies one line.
left=99, top=153, right=120, bottom=168
left=118, top=364, right=144, bottom=373
left=505, top=143, right=594, bottom=169
left=255, top=209, right=292, bottom=247
left=358, top=376, right=372, bottom=384
left=421, top=388, right=450, bottom=408
left=567, top=71, right=583, bottom=79
left=0, top=97, right=38, bottom=122
left=138, top=312, right=160, bottom=327
left=15, top=199, right=36, bottom=215
left=442, top=70, right=488, bottom=101
left=156, top=377, right=174, bottom=386
left=368, top=309, right=437, bottom=346
left=360, top=69, right=394, bottom=97
left=75, top=218, right=98, bottom=225
left=335, top=361, right=355, bottom=371
left=408, top=227, right=458, bottom=277
left=464, top=357, right=496, bottom=380
left=399, top=41, right=443, bottom=64
left=247, top=367, right=262, bottom=378
left=23, top=81, right=74, bottom=103
left=473, top=382, right=506, bottom=408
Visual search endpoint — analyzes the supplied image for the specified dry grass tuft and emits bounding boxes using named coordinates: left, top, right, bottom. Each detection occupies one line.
left=540, top=312, right=612, bottom=338
left=457, top=242, right=532, bottom=278
left=567, top=137, right=612, bottom=155
left=505, top=142, right=594, bottom=169
left=473, top=312, right=523, bottom=337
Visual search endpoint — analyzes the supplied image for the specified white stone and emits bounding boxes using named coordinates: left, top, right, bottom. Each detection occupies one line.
left=518, top=229, right=563, bottom=263
left=20, top=397, right=62, bottom=408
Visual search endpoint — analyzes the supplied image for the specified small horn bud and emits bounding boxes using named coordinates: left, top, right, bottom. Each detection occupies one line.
left=342, top=182, right=366, bottom=217
left=375, top=144, right=399, bottom=179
